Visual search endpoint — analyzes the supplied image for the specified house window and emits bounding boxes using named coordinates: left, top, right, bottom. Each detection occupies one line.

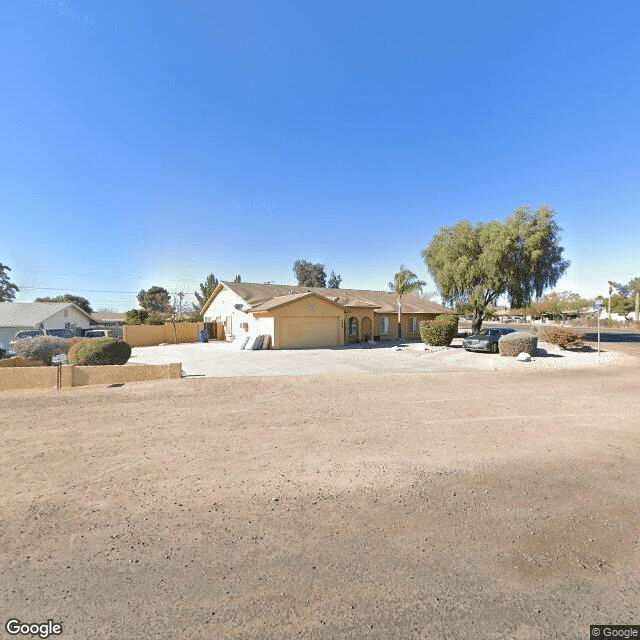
left=379, top=316, right=390, bottom=334
left=348, top=317, right=359, bottom=335
left=409, top=317, right=419, bottom=333
left=63, top=309, right=69, bottom=317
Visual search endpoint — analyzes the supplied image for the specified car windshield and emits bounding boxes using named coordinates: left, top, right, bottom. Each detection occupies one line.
left=477, top=329, right=498, bottom=337
left=15, top=330, right=44, bottom=339
left=48, top=329, right=72, bottom=337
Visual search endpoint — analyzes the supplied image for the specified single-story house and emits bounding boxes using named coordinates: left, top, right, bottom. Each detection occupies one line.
left=0, top=302, right=94, bottom=347
left=91, top=312, right=126, bottom=338
left=201, top=281, right=454, bottom=349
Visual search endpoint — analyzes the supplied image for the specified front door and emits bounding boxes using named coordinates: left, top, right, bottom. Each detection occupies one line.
left=361, top=316, right=372, bottom=341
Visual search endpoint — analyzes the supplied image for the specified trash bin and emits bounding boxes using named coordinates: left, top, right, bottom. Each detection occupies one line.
left=199, top=329, right=209, bottom=343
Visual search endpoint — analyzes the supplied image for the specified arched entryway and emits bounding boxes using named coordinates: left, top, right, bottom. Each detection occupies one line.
left=347, top=316, right=359, bottom=343
left=361, top=316, right=372, bottom=341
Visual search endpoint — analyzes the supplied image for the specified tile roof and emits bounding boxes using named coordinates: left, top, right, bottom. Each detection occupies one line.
left=217, top=282, right=452, bottom=315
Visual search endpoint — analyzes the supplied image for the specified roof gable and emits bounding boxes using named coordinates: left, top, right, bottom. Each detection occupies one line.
left=0, top=302, right=94, bottom=327
left=215, top=282, right=452, bottom=315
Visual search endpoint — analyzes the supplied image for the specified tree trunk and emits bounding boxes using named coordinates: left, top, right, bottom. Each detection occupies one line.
left=397, top=298, right=402, bottom=340
left=636, top=292, right=639, bottom=323
left=472, top=310, right=483, bottom=335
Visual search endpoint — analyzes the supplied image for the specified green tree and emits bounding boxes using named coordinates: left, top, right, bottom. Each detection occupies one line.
left=629, top=276, right=640, bottom=321
left=193, top=274, right=218, bottom=312
left=34, top=294, right=93, bottom=314
left=0, top=263, right=19, bottom=302
left=293, top=260, right=327, bottom=287
left=423, top=205, right=569, bottom=334
left=610, top=294, right=634, bottom=319
left=327, top=271, right=342, bottom=289
left=389, top=265, right=426, bottom=340
left=610, top=281, right=631, bottom=297
left=137, top=286, right=172, bottom=316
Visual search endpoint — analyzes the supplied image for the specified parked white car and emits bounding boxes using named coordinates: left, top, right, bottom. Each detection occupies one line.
left=83, top=329, right=113, bottom=338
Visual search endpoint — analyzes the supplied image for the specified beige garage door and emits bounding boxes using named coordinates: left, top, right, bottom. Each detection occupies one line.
left=278, top=316, right=339, bottom=349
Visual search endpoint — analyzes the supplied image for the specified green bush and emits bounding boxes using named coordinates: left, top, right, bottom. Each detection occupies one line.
left=542, top=326, right=584, bottom=350
left=420, top=314, right=459, bottom=346
left=68, top=337, right=132, bottom=365
left=125, top=309, right=148, bottom=325
left=13, top=336, right=74, bottom=366
left=499, top=331, right=538, bottom=357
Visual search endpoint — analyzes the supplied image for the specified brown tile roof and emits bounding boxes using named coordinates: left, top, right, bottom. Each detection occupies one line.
left=220, top=282, right=452, bottom=315
left=252, top=292, right=344, bottom=312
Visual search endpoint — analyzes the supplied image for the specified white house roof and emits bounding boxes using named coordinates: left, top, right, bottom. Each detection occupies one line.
left=0, top=303, right=94, bottom=327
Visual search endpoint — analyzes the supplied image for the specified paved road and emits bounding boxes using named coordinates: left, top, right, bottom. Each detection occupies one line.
left=468, top=322, right=640, bottom=357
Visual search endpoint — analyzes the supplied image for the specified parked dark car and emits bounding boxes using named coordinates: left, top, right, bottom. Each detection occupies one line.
left=462, top=327, right=517, bottom=353
left=8, top=328, right=74, bottom=351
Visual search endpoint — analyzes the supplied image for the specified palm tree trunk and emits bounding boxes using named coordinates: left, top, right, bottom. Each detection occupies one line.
left=397, top=298, right=402, bottom=340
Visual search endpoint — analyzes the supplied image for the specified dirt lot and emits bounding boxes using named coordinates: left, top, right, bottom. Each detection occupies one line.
left=2, top=357, right=639, bottom=639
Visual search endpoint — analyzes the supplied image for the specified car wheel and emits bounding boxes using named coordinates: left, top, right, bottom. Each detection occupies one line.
left=491, top=342, right=499, bottom=354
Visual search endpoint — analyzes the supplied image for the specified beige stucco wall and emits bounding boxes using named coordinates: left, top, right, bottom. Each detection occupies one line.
left=257, top=297, right=344, bottom=349
left=0, top=363, right=182, bottom=391
left=372, top=313, right=440, bottom=341
left=123, top=323, right=205, bottom=347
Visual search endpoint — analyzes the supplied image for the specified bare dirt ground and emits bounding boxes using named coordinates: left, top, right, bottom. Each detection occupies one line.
left=2, top=355, right=639, bottom=639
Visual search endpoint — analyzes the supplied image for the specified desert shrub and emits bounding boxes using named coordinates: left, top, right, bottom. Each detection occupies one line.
left=13, top=336, right=74, bottom=366
left=499, top=331, right=538, bottom=357
left=420, top=314, right=459, bottom=346
left=68, top=337, right=132, bottom=365
left=542, top=326, right=584, bottom=350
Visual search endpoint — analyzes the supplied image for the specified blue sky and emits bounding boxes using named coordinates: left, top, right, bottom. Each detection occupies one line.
left=2, top=0, right=639, bottom=310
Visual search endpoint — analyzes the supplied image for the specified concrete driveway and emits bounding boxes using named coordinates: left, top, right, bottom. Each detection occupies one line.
left=130, top=339, right=494, bottom=377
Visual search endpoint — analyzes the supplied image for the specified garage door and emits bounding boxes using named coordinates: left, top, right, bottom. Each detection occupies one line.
left=278, top=316, right=339, bottom=349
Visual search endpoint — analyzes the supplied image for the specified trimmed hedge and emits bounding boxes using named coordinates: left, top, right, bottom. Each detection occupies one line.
left=13, top=336, right=74, bottom=366
left=68, top=337, right=132, bottom=365
left=542, top=326, right=584, bottom=350
left=499, top=331, right=538, bottom=357
left=420, top=314, right=459, bottom=346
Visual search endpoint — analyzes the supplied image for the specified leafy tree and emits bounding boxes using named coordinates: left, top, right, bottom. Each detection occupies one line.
left=193, top=274, right=218, bottom=312
left=423, top=205, right=569, bottom=333
left=293, top=260, right=327, bottom=287
left=610, top=294, right=634, bottom=319
left=0, top=263, right=19, bottom=302
left=630, top=276, right=640, bottom=321
left=125, top=309, right=149, bottom=325
left=34, top=294, right=93, bottom=314
left=389, top=265, right=426, bottom=340
left=137, top=286, right=172, bottom=315
left=327, top=271, right=342, bottom=289
left=234, top=274, right=242, bottom=283
left=609, top=281, right=631, bottom=298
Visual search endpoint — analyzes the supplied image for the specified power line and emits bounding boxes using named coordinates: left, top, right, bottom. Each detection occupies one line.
left=18, top=286, right=140, bottom=294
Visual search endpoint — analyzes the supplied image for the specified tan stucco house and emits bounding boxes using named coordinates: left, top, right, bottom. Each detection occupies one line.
left=201, top=282, right=453, bottom=349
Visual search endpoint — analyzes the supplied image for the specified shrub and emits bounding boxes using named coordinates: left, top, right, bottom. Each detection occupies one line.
left=125, top=309, right=148, bottom=325
left=420, top=314, right=459, bottom=346
left=499, top=331, right=538, bottom=357
left=13, top=336, right=74, bottom=366
left=542, top=326, right=584, bottom=350
left=68, top=337, right=132, bottom=365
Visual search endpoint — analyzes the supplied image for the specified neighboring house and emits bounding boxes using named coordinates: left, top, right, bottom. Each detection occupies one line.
left=0, top=302, right=94, bottom=348
left=91, top=312, right=126, bottom=338
left=201, top=282, right=453, bottom=349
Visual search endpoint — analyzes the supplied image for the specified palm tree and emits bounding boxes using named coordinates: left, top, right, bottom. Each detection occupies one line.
left=389, top=266, right=426, bottom=340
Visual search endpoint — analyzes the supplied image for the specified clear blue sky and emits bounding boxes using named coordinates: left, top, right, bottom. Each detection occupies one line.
left=2, top=0, right=639, bottom=310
